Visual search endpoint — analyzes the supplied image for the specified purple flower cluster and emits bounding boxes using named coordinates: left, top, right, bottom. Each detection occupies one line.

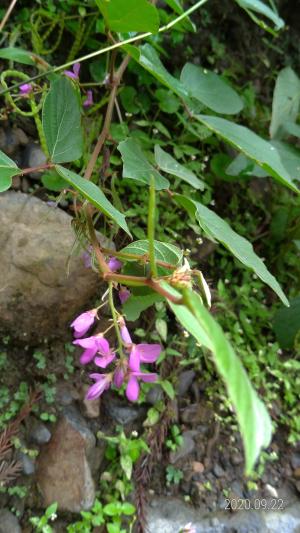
left=71, top=311, right=161, bottom=402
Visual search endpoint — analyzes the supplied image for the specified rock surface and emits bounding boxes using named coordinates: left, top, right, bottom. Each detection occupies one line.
left=0, top=509, right=22, bottom=533
left=147, top=497, right=300, bottom=533
left=0, top=192, right=105, bottom=343
left=36, top=407, right=96, bottom=512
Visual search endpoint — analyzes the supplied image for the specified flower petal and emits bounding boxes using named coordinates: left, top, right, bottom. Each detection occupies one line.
left=73, top=336, right=99, bottom=349
left=137, top=344, right=162, bottom=364
left=94, top=352, right=115, bottom=368
left=80, top=348, right=96, bottom=365
left=108, top=257, right=122, bottom=272
left=129, top=345, right=140, bottom=372
left=126, top=375, right=140, bottom=402
left=120, top=325, right=132, bottom=345
left=96, top=337, right=111, bottom=355
left=113, top=368, right=125, bottom=388
left=119, top=287, right=131, bottom=304
left=73, top=62, right=81, bottom=77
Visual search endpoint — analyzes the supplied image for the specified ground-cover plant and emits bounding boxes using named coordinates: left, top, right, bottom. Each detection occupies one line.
left=0, top=0, right=299, bottom=509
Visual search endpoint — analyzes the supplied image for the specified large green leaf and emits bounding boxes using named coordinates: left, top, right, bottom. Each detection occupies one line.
left=125, top=44, right=187, bottom=99
left=273, top=296, right=300, bottom=349
left=0, top=47, right=37, bottom=65
left=195, top=115, right=299, bottom=193
left=175, top=194, right=289, bottom=306
left=181, top=63, right=244, bottom=115
left=56, top=166, right=130, bottom=235
left=270, top=67, right=300, bottom=139
left=166, top=285, right=272, bottom=474
left=42, top=77, right=83, bottom=164
left=0, top=150, right=20, bottom=192
left=123, top=292, right=163, bottom=321
left=154, top=145, right=205, bottom=190
left=118, top=138, right=169, bottom=190
left=96, top=0, right=159, bottom=33
left=235, top=0, right=284, bottom=31
left=271, top=140, right=300, bottom=183
left=121, top=239, right=183, bottom=266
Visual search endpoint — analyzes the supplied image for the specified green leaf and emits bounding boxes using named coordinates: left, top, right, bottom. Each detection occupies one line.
left=103, top=502, right=122, bottom=516
left=96, top=0, right=159, bottom=33
left=42, top=77, right=83, bottom=164
left=0, top=150, right=20, bottom=192
left=270, top=67, right=300, bottom=139
left=283, top=121, right=300, bottom=138
left=175, top=194, right=289, bottom=306
left=123, top=293, right=163, bottom=321
left=181, top=63, right=244, bottom=115
left=0, top=47, right=37, bottom=65
left=121, top=239, right=183, bottom=266
left=121, top=502, right=135, bottom=515
left=56, top=166, right=130, bottom=235
left=156, top=318, right=168, bottom=342
left=155, top=88, right=180, bottom=114
left=120, top=454, right=133, bottom=480
left=235, top=0, right=284, bottom=31
left=270, top=140, right=300, bottom=183
left=225, top=153, right=268, bottom=178
left=273, top=296, right=300, bottom=349
left=118, top=138, right=169, bottom=190
left=41, top=169, right=69, bottom=191
left=160, top=380, right=175, bottom=399
left=125, top=44, right=187, bottom=99
left=143, top=407, right=160, bottom=427
left=195, top=114, right=299, bottom=193
left=168, top=286, right=272, bottom=474
left=154, top=145, right=205, bottom=190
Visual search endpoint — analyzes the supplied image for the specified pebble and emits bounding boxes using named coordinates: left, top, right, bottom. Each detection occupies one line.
left=29, top=420, right=51, bottom=445
left=213, top=463, right=225, bottom=478
left=177, top=370, right=195, bottom=396
left=22, top=143, right=47, bottom=179
left=294, top=467, right=300, bottom=479
left=104, top=393, right=144, bottom=425
left=192, top=461, right=205, bottom=474
left=265, top=483, right=278, bottom=498
left=82, top=391, right=101, bottom=419
left=18, top=452, right=36, bottom=475
left=146, top=384, right=164, bottom=405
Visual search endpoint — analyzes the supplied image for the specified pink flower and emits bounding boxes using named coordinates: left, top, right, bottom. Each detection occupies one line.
left=64, top=62, right=80, bottom=80
left=73, top=334, right=108, bottom=365
left=113, top=364, right=157, bottom=402
left=126, top=371, right=157, bottom=402
left=19, top=83, right=32, bottom=96
left=71, top=309, right=97, bottom=338
left=120, top=324, right=132, bottom=345
left=119, top=287, right=131, bottom=304
left=108, top=257, right=122, bottom=271
left=94, top=337, right=115, bottom=368
left=86, top=373, right=112, bottom=400
left=129, top=344, right=161, bottom=372
left=83, top=90, right=93, bottom=107
left=113, top=367, right=126, bottom=388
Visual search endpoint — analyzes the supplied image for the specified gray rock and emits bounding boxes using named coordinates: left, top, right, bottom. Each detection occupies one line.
left=146, top=384, right=164, bottom=405
left=104, top=393, right=145, bottom=425
left=169, top=431, right=195, bottom=464
left=0, top=509, right=21, bottom=533
left=23, top=142, right=47, bottom=178
left=28, top=420, right=51, bottom=445
left=291, top=453, right=300, bottom=470
left=0, top=127, right=28, bottom=157
left=18, top=452, right=35, bottom=475
left=213, top=464, right=226, bottom=478
left=147, top=496, right=300, bottom=533
left=0, top=192, right=107, bottom=343
left=36, top=407, right=96, bottom=512
left=177, top=370, right=196, bottom=396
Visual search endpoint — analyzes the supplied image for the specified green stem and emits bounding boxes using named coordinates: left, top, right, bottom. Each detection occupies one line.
left=108, top=282, right=124, bottom=357
left=0, top=0, right=210, bottom=95
left=148, top=176, right=158, bottom=278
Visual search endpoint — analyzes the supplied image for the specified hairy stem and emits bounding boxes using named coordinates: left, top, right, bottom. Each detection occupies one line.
left=84, top=55, right=130, bottom=181
left=108, top=282, right=124, bottom=357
